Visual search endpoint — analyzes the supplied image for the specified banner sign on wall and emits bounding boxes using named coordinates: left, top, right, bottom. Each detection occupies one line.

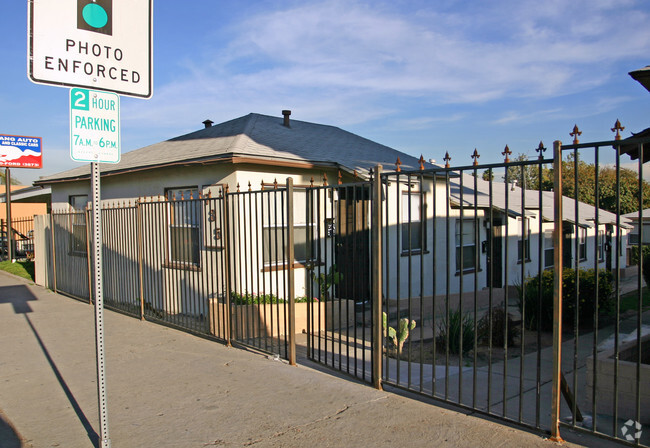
left=0, top=134, right=43, bottom=168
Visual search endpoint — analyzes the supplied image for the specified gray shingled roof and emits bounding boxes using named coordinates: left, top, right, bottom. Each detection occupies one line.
left=450, top=172, right=631, bottom=228
left=36, top=113, right=425, bottom=184
left=622, top=208, right=650, bottom=220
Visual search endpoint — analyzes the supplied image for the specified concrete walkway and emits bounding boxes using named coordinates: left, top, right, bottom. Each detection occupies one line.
left=0, top=271, right=613, bottom=447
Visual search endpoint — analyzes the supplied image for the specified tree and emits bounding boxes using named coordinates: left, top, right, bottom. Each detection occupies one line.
left=505, top=154, right=541, bottom=190
left=482, top=170, right=494, bottom=181
left=535, top=154, right=650, bottom=215
left=0, top=171, right=21, bottom=186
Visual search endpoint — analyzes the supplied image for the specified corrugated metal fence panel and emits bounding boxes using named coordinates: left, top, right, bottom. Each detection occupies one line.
left=51, top=211, right=91, bottom=302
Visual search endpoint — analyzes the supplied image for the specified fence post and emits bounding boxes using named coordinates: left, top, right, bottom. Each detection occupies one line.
left=0, top=219, right=4, bottom=261
left=372, top=165, right=383, bottom=390
left=85, top=204, right=93, bottom=305
left=6, top=168, right=14, bottom=261
left=50, top=213, right=57, bottom=292
left=136, top=200, right=145, bottom=320
left=550, top=140, right=564, bottom=442
left=286, top=177, right=296, bottom=365
left=223, top=187, right=233, bottom=346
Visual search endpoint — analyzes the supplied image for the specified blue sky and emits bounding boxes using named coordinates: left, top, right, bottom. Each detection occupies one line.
left=3, top=0, right=650, bottom=185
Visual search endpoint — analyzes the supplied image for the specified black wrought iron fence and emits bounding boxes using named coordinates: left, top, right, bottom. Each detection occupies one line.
left=381, top=155, right=557, bottom=430
left=556, top=135, right=650, bottom=446
left=40, top=126, right=650, bottom=446
left=48, top=185, right=297, bottom=361
left=1, top=216, right=35, bottom=261
left=304, top=181, right=376, bottom=383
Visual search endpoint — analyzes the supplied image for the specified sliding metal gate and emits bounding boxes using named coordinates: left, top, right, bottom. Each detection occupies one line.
left=304, top=181, right=378, bottom=384
left=372, top=135, right=650, bottom=446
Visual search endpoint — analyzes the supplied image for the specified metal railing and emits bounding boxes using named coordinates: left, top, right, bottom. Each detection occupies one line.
left=48, top=184, right=297, bottom=361
left=42, top=130, right=650, bottom=446
left=1, top=216, right=35, bottom=261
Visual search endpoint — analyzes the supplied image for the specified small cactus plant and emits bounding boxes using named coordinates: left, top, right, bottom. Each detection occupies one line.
left=310, top=264, right=342, bottom=301
left=382, top=312, right=416, bottom=354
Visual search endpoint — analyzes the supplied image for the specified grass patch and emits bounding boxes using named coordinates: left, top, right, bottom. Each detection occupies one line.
left=619, top=287, right=650, bottom=314
left=0, top=260, right=35, bottom=282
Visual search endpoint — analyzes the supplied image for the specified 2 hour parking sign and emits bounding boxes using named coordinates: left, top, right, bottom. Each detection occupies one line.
left=70, top=88, right=120, bottom=163
left=28, top=0, right=153, bottom=98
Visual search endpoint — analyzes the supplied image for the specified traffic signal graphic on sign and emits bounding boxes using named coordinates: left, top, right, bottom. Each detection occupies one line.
left=77, top=0, right=112, bottom=35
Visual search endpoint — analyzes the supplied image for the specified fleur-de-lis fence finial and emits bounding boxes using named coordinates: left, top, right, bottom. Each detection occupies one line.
left=443, top=151, right=451, bottom=168
left=471, top=148, right=480, bottom=166
left=570, top=124, right=582, bottom=144
left=611, top=119, right=625, bottom=141
left=502, top=145, right=512, bottom=163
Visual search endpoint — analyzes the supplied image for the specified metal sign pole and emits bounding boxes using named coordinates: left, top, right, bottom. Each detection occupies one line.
left=91, top=161, right=110, bottom=448
left=5, top=168, right=13, bottom=261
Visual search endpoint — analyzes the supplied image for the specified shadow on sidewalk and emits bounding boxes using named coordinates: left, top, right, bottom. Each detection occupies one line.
left=0, top=284, right=99, bottom=447
left=0, top=408, right=23, bottom=448
left=0, top=285, right=38, bottom=314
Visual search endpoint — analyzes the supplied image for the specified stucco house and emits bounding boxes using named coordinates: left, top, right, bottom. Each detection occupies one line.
left=382, top=170, right=629, bottom=303
left=34, top=111, right=427, bottom=318
left=622, top=208, right=650, bottom=245
left=34, top=111, right=629, bottom=322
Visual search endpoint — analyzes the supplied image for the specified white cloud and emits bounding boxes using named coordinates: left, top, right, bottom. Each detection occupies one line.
left=123, top=0, right=650, bottom=137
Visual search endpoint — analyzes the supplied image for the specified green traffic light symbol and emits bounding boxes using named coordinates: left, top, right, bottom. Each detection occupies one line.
left=82, top=3, right=109, bottom=29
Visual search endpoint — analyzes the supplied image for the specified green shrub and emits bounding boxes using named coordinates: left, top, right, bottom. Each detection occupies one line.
left=627, top=246, right=650, bottom=288
left=230, top=292, right=315, bottom=305
left=628, top=245, right=650, bottom=266
left=435, top=308, right=475, bottom=355
left=643, top=253, right=650, bottom=290
left=477, top=307, right=519, bottom=347
left=520, top=268, right=614, bottom=331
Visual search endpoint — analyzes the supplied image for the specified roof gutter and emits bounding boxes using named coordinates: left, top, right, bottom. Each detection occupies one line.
left=34, top=155, right=343, bottom=186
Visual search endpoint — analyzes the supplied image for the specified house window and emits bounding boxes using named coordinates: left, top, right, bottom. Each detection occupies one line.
left=544, top=230, right=554, bottom=268
left=598, top=230, right=605, bottom=262
left=166, top=187, right=200, bottom=266
left=578, top=227, right=587, bottom=261
left=263, top=224, right=315, bottom=266
left=629, top=233, right=639, bottom=245
left=517, top=218, right=531, bottom=262
left=69, top=195, right=88, bottom=254
left=402, top=192, right=425, bottom=253
left=455, top=219, right=477, bottom=272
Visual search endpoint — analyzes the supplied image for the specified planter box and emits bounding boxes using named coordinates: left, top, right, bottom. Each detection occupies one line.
left=209, top=299, right=355, bottom=338
left=586, top=334, right=650, bottom=424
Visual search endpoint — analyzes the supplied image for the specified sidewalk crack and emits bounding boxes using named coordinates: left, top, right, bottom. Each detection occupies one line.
left=243, top=395, right=388, bottom=446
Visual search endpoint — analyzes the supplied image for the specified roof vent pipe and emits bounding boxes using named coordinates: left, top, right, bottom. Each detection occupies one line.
left=282, top=110, right=291, bottom=128
left=203, top=119, right=214, bottom=128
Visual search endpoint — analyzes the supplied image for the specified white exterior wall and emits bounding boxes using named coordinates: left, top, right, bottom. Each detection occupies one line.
left=46, top=164, right=628, bottom=307
left=382, top=174, right=629, bottom=301
left=383, top=175, right=488, bottom=299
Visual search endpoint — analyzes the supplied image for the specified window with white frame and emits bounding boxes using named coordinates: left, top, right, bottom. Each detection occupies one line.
left=455, top=219, right=477, bottom=272
left=517, top=217, right=531, bottom=262
left=263, top=224, right=315, bottom=266
left=578, top=227, right=587, bottom=261
left=402, top=191, right=425, bottom=253
left=544, top=229, right=554, bottom=268
left=598, top=230, right=605, bottom=262
left=166, top=187, right=200, bottom=266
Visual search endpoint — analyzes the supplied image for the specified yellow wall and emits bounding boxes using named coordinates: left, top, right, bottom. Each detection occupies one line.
left=0, top=185, right=47, bottom=220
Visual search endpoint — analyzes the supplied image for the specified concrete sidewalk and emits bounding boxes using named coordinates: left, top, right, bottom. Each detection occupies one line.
left=0, top=272, right=608, bottom=447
